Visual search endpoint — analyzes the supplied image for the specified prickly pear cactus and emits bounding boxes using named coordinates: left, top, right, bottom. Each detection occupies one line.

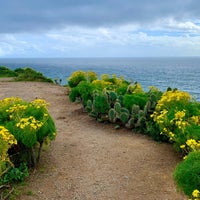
left=121, top=107, right=130, bottom=115
left=120, top=112, right=130, bottom=124
left=132, top=104, right=140, bottom=115
left=109, top=91, right=118, bottom=103
left=136, top=116, right=146, bottom=131
left=108, top=108, right=117, bottom=123
left=114, top=102, right=121, bottom=113
left=126, top=117, right=135, bottom=129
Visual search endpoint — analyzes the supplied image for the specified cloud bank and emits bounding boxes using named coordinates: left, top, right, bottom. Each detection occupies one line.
left=0, top=0, right=200, bottom=57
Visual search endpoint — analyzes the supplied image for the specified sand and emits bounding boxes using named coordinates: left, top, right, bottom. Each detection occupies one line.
left=0, top=80, right=186, bottom=200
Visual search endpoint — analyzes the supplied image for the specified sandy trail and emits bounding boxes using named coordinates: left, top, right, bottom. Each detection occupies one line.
left=0, top=80, right=186, bottom=200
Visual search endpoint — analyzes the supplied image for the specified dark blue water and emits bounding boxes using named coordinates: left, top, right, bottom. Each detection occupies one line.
left=0, top=57, right=200, bottom=99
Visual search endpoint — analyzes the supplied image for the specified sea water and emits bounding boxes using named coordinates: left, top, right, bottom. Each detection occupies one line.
left=0, top=57, right=200, bottom=99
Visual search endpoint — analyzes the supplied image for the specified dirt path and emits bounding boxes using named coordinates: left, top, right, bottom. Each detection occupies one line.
left=0, top=80, right=186, bottom=200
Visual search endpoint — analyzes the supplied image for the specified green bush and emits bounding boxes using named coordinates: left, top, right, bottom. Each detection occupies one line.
left=69, top=81, right=94, bottom=107
left=173, top=151, right=200, bottom=198
left=151, top=89, right=200, bottom=153
left=76, top=81, right=94, bottom=106
left=127, top=82, right=144, bottom=94
left=87, top=71, right=98, bottom=82
left=1, top=162, right=29, bottom=184
left=0, top=66, right=17, bottom=77
left=69, top=87, right=80, bottom=102
left=123, top=93, right=148, bottom=111
left=0, top=97, right=56, bottom=176
left=14, top=68, right=53, bottom=82
left=93, top=93, right=110, bottom=116
left=67, top=71, right=87, bottom=88
left=115, top=83, right=129, bottom=95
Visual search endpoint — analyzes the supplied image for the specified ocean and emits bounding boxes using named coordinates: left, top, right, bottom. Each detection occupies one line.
left=0, top=57, right=200, bottom=99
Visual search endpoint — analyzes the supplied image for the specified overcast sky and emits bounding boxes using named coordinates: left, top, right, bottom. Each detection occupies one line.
left=0, top=0, right=200, bottom=57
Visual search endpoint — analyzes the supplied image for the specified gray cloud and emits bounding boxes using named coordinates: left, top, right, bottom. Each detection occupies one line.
left=0, top=0, right=200, bottom=33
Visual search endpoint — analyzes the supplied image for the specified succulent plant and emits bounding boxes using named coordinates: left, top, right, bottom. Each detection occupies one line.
left=131, top=104, right=140, bottom=115
left=121, top=107, right=130, bottom=115
left=89, top=110, right=98, bottom=118
left=114, top=102, right=121, bottom=113
left=108, top=91, right=118, bottom=104
left=125, top=117, right=136, bottom=129
left=119, top=112, right=130, bottom=124
left=108, top=108, right=117, bottom=123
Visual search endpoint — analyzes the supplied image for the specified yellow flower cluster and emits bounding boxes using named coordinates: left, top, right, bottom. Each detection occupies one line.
left=31, top=99, right=49, bottom=108
left=16, top=116, right=43, bottom=130
left=170, top=110, right=188, bottom=130
left=127, top=82, right=144, bottom=94
left=92, top=79, right=112, bottom=87
left=101, top=74, right=125, bottom=86
left=190, top=189, right=200, bottom=200
left=190, top=116, right=200, bottom=125
left=186, top=139, right=200, bottom=151
left=0, top=126, right=17, bottom=146
left=87, top=71, right=98, bottom=82
left=156, top=90, right=191, bottom=110
left=68, top=70, right=86, bottom=81
left=0, top=126, right=17, bottom=167
left=175, top=110, right=186, bottom=119
left=0, top=97, right=23, bottom=107
left=6, top=104, right=28, bottom=114
left=152, top=90, right=193, bottom=145
left=151, top=109, right=168, bottom=125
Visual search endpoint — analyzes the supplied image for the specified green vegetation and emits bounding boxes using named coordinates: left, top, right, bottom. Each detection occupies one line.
left=0, top=66, right=53, bottom=82
left=0, top=66, right=17, bottom=77
left=68, top=70, right=200, bottom=199
left=0, top=97, right=56, bottom=197
left=14, top=67, right=53, bottom=82
left=173, top=151, right=200, bottom=199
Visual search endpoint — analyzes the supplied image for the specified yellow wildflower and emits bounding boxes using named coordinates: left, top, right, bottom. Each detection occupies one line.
left=180, top=144, right=186, bottom=149
left=192, top=189, right=200, bottom=198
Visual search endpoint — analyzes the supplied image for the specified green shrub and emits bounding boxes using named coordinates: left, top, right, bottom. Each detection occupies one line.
left=0, top=97, right=56, bottom=171
left=173, top=151, right=200, bottom=198
left=91, top=79, right=112, bottom=91
left=69, top=87, right=80, bottom=102
left=69, top=81, right=94, bottom=107
left=76, top=81, right=94, bottom=106
left=0, top=66, right=17, bottom=77
left=151, top=89, right=200, bottom=152
left=67, top=71, right=87, bottom=88
left=123, top=93, right=148, bottom=111
left=93, top=94, right=110, bottom=116
left=87, top=71, right=98, bottom=82
left=14, top=68, right=53, bottom=82
left=127, top=82, right=144, bottom=94
left=1, top=162, right=29, bottom=184
left=115, top=83, right=129, bottom=95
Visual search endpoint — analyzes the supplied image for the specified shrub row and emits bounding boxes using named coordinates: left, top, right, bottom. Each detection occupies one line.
left=68, top=70, right=200, bottom=199
left=0, top=97, right=56, bottom=186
